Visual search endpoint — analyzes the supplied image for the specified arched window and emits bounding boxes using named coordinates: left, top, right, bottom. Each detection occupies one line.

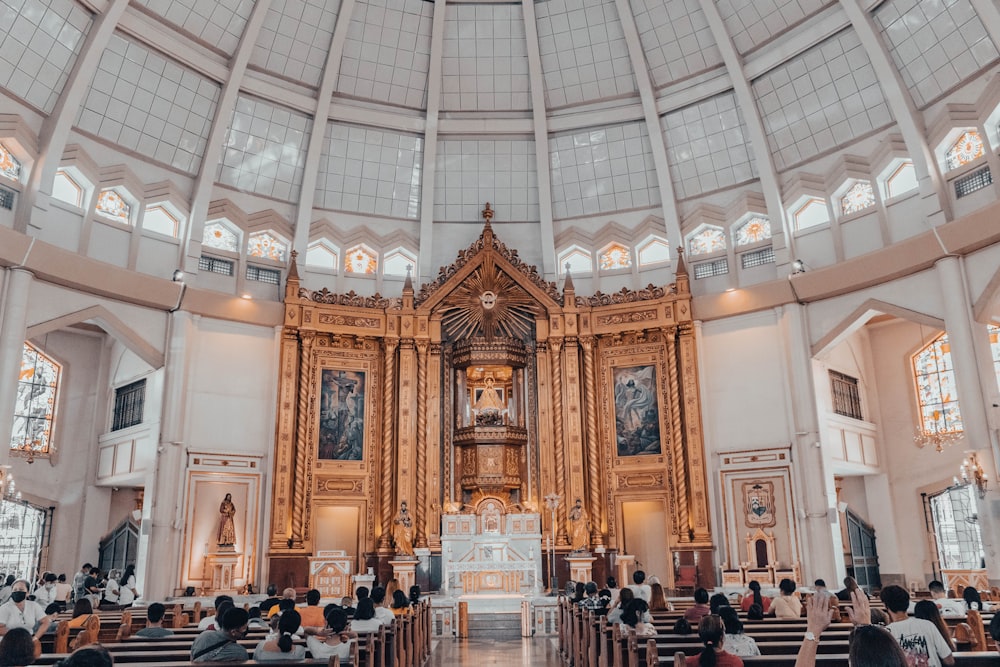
left=945, top=131, right=984, bottom=171
left=687, top=226, right=725, bottom=256
left=793, top=197, right=830, bottom=230
left=0, top=143, right=22, bottom=181
left=143, top=205, right=181, bottom=237
left=383, top=248, right=416, bottom=277
left=557, top=246, right=593, bottom=275
left=599, top=243, right=632, bottom=271
left=885, top=161, right=918, bottom=199
left=248, top=231, right=289, bottom=262
left=203, top=220, right=241, bottom=252
left=990, top=324, right=1000, bottom=392
left=912, top=332, right=962, bottom=436
left=928, top=485, right=983, bottom=570
left=306, top=240, right=339, bottom=271
left=345, top=244, right=377, bottom=274
left=52, top=170, right=84, bottom=208
left=637, top=237, right=670, bottom=266
left=95, top=189, right=131, bottom=225
left=734, top=216, right=771, bottom=246
left=840, top=181, right=875, bottom=215
left=12, top=342, right=61, bottom=460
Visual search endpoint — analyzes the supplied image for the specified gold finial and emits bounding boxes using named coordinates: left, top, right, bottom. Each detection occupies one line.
left=482, top=202, right=494, bottom=226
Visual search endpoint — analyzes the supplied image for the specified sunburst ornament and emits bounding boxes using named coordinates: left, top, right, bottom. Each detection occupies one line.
left=439, top=257, right=539, bottom=341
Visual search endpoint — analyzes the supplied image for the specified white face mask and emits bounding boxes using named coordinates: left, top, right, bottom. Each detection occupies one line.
left=45, top=583, right=54, bottom=589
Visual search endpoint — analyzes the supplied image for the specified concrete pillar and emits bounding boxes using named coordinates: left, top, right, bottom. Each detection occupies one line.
left=0, top=269, right=34, bottom=467
left=935, top=256, right=1000, bottom=582
left=142, top=310, right=193, bottom=599
left=777, top=303, right=839, bottom=583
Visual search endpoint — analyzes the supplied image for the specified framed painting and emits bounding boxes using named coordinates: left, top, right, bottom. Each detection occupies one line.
left=318, top=369, right=366, bottom=460
left=612, top=364, right=662, bottom=456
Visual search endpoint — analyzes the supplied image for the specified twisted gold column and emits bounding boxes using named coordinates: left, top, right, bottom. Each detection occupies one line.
left=291, top=330, right=314, bottom=547
left=415, top=339, right=429, bottom=548
left=378, top=338, right=398, bottom=550
left=550, top=338, right=568, bottom=545
left=666, top=327, right=690, bottom=541
left=581, top=336, right=603, bottom=546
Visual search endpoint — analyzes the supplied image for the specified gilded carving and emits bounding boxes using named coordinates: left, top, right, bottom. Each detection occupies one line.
left=616, top=472, right=665, bottom=488
left=299, top=288, right=393, bottom=309
left=318, top=478, right=364, bottom=494
left=580, top=284, right=670, bottom=307
left=317, top=313, right=381, bottom=328
left=597, top=310, right=657, bottom=326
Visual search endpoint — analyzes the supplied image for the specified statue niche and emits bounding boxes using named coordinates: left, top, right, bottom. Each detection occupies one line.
left=452, top=338, right=529, bottom=505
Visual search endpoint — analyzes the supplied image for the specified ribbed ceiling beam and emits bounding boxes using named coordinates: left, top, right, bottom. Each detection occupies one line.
left=181, top=0, right=276, bottom=272
left=16, top=0, right=130, bottom=235
left=292, top=0, right=359, bottom=281
left=698, top=0, right=794, bottom=267
left=417, top=0, right=448, bottom=283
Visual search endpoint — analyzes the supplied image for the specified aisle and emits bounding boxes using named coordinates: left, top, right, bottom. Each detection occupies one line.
left=427, top=636, right=562, bottom=666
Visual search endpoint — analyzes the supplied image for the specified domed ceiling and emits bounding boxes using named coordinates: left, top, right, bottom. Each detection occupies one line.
left=1, top=0, right=998, bottom=298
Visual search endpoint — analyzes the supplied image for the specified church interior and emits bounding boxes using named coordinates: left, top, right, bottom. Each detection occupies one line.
left=1, top=0, right=1000, bottom=633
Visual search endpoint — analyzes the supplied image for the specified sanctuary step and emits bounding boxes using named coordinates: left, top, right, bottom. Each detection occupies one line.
left=467, top=611, right=522, bottom=639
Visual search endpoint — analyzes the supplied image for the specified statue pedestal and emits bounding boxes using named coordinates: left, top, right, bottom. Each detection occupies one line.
left=616, top=554, right=635, bottom=587
left=204, top=552, right=241, bottom=593
left=308, top=550, right=353, bottom=598
left=566, top=555, right=596, bottom=585
left=391, top=558, right=419, bottom=592
left=352, top=573, right=376, bottom=596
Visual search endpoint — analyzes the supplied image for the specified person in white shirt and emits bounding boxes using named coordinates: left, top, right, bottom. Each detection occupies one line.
left=117, top=565, right=139, bottom=606
left=0, top=580, right=51, bottom=640
left=197, top=595, right=235, bottom=630
left=369, top=587, right=395, bottom=626
left=305, top=608, right=357, bottom=662
left=103, top=570, right=121, bottom=606
left=882, top=585, right=955, bottom=667
left=907, top=580, right=967, bottom=618
left=626, top=570, right=652, bottom=603
left=349, top=599, right=383, bottom=633
left=33, top=573, right=58, bottom=607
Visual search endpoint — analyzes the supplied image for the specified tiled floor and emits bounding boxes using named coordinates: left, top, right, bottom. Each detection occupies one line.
left=427, top=637, right=562, bottom=666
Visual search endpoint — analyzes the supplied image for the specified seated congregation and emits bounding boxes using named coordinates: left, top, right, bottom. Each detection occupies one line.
left=0, top=577, right=430, bottom=667
left=560, top=570, right=1000, bottom=667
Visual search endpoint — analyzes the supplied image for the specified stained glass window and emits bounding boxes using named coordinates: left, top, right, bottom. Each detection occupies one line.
left=143, top=205, right=180, bottom=237
left=203, top=221, right=240, bottom=252
left=945, top=131, right=985, bottom=171
left=687, top=227, right=726, bottom=256
left=306, top=241, right=338, bottom=271
left=558, top=247, right=593, bottom=275
left=345, top=245, right=377, bottom=274
left=11, top=343, right=60, bottom=458
left=886, top=162, right=918, bottom=198
left=384, top=248, right=416, bottom=277
left=52, top=170, right=84, bottom=208
left=734, top=216, right=771, bottom=246
left=637, top=238, right=670, bottom=266
left=599, top=243, right=632, bottom=271
left=95, top=189, right=131, bottom=224
left=0, top=143, right=21, bottom=181
left=793, top=198, right=829, bottom=230
left=248, top=231, right=288, bottom=262
left=912, top=332, right=963, bottom=435
left=841, top=181, right=875, bottom=215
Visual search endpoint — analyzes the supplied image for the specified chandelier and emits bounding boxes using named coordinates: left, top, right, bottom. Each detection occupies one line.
left=959, top=453, right=989, bottom=499
left=913, top=424, right=963, bottom=452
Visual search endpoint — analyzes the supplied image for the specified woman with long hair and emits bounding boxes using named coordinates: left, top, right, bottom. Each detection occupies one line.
left=962, top=586, right=983, bottom=611
left=719, top=606, right=760, bottom=657
left=692, top=615, right=743, bottom=666
left=66, top=599, right=94, bottom=629
left=913, top=600, right=956, bottom=652
left=390, top=590, right=410, bottom=615
left=305, top=608, right=357, bottom=662
left=648, top=582, right=673, bottom=611
left=117, top=565, right=138, bottom=606
left=739, top=580, right=770, bottom=614
left=254, top=608, right=305, bottom=661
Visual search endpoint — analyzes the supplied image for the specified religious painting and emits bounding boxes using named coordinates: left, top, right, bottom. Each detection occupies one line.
left=612, top=365, right=661, bottom=456
left=318, top=369, right=366, bottom=460
left=743, top=481, right=776, bottom=528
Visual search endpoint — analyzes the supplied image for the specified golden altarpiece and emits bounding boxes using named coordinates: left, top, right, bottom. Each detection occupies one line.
left=267, top=208, right=715, bottom=591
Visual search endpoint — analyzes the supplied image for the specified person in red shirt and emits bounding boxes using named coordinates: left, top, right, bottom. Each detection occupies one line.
left=683, top=588, right=712, bottom=624
left=739, top=580, right=771, bottom=614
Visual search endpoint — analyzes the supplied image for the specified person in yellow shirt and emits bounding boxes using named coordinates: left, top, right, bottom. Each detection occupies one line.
left=298, top=589, right=326, bottom=628
left=67, top=599, right=94, bottom=629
